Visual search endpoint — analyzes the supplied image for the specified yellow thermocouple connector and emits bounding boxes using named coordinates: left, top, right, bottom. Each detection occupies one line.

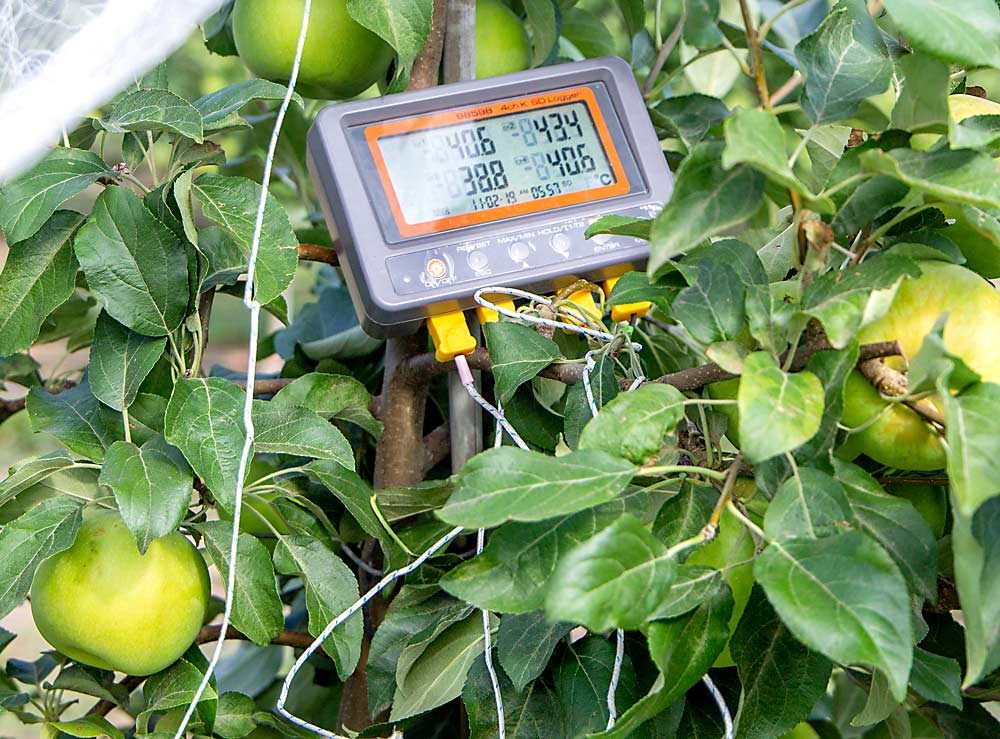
left=475, top=295, right=516, bottom=325
left=562, top=287, right=602, bottom=329
left=427, top=311, right=476, bottom=362
left=603, top=276, right=651, bottom=322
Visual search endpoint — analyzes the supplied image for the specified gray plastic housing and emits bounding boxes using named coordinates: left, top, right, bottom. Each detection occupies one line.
left=307, top=56, right=673, bottom=337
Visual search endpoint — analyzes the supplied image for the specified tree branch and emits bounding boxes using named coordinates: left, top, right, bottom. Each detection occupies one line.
left=857, top=358, right=947, bottom=428
left=738, top=0, right=771, bottom=110
left=298, top=243, right=339, bottom=266
left=87, top=626, right=315, bottom=717
left=423, top=423, right=451, bottom=474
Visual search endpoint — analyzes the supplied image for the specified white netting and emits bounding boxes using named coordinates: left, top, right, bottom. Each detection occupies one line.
left=0, top=0, right=226, bottom=181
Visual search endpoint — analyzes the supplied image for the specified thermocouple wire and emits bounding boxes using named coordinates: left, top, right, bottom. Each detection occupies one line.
left=172, top=2, right=313, bottom=737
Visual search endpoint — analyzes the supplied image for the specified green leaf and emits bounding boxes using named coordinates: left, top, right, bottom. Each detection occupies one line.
left=521, top=3, right=561, bottom=65
left=951, top=114, right=1000, bottom=151
left=346, top=0, right=433, bottom=70
left=496, top=612, right=568, bottom=693
left=616, top=0, right=645, bottom=36
left=578, top=384, right=686, bottom=464
left=595, top=583, right=732, bottom=739
left=861, top=148, right=1000, bottom=211
left=143, top=657, right=217, bottom=713
left=910, top=648, right=962, bottom=709
left=101, top=89, right=204, bottom=142
left=0, top=211, right=82, bottom=355
left=88, top=312, right=166, bottom=411
left=304, top=460, right=388, bottom=544
left=48, top=664, right=125, bottom=706
left=0, top=451, right=74, bottom=506
left=649, top=142, right=765, bottom=276
left=0, top=148, right=110, bottom=244
left=723, top=109, right=813, bottom=198
left=464, top=659, right=562, bottom=739
left=834, top=459, right=938, bottom=600
left=764, top=467, right=852, bottom=541
left=881, top=0, right=1000, bottom=69
left=943, top=382, right=1000, bottom=516
left=164, top=378, right=246, bottom=511
left=99, top=437, right=192, bottom=553
left=367, top=585, right=472, bottom=716
left=273, top=536, right=362, bottom=679
left=73, top=186, right=189, bottom=336
left=652, top=94, right=730, bottom=151
left=213, top=692, right=256, bottom=739
left=683, top=0, right=721, bottom=47
left=439, top=447, right=634, bottom=529
left=194, top=79, right=303, bottom=129
left=754, top=531, right=913, bottom=701
left=252, top=400, right=354, bottom=468
left=561, top=8, right=617, bottom=59
left=556, top=635, right=637, bottom=738
left=890, top=54, right=950, bottom=133
left=800, top=254, right=921, bottom=349
left=546, top=514, right=676, bottom=631
left=731, top=586, right=833, bottom=739
left=737, top=352, right=824, bottom=463
left=951, top=496, right=1000, bottom=686
left=794, top=0, right=893, bottom=125
left=27, top=382, right=123, bottom=463
left=439, top=499, right=631, bottom=613
left=192, top=174, right=298, bottom=305
left=483, top=322, right=562, bottom=404
left=48, top=717, right=124, bottom=739
left=390, top=612, right=490, bottom=721
left=0, top=497, right=82, bottom=619
left=585, top=215, right=652, bottom=242
left=652, top=480, right=716, bottom=546
left=272, top=372, right=382, bottom=437
left=648, top=564, right=722, bottom=620
left=200, top=521, right=283, bottom=647
left=672, top=261, right=746, bottom=345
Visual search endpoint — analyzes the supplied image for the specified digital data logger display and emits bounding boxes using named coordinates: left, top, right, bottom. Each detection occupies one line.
left=366, top=89, right=628, bottom=236
left=307, top=57, right=673, bottom=335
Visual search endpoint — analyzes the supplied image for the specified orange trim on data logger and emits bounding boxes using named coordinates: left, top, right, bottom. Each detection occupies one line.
left=365, top=87, right=630, bottom=238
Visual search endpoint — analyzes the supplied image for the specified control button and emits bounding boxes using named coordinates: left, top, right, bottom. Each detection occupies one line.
left=550, top=233, right=571, bottom=256
left=467, top=250, right=489, bottom=271
left=508, top=241, right=531, bottom=262
left=425, top=257, right=449, bottom=279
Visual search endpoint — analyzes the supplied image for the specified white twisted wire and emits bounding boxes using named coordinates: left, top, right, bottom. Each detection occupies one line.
left=172, top=1, right=313, bottom=736
left=276, top=525, right=466, bottom=736
left=702, top=674, right=735, bottom=739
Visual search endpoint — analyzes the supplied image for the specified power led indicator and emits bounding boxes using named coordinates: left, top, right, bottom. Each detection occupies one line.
left=425, top=257, right=449, bottom=279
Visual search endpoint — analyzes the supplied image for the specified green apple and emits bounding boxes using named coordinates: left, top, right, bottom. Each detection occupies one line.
left=30, top=511, right=210, bottom=675
left=911, top=93, right=1000, bottom=150
left=688, top=506, right=756, bottom=668
left=843, top=261, right=1000, bottom=470
left=476, top=0, right=531, bottom=79
left=781, top=723, right=821, bottom=739
left=232, top=0, right=394, bottom=100
left=886, top=483, right=947, bottom=539
left=706, top=378, right=741, bottom=445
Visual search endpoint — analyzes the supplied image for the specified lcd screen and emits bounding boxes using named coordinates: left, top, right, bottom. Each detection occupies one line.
left=365, top=87, right=630, bottom=237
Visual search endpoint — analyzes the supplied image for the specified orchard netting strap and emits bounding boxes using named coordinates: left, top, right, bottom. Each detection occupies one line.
left=0, top=0, right=226, bottom=181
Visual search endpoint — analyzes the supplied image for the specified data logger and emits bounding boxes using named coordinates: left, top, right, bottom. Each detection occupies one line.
left=307, top=56, right=672, bottom=336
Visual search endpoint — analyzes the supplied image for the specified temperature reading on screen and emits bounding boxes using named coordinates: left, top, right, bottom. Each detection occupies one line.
left=367, top=89, right=628, bottom=235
